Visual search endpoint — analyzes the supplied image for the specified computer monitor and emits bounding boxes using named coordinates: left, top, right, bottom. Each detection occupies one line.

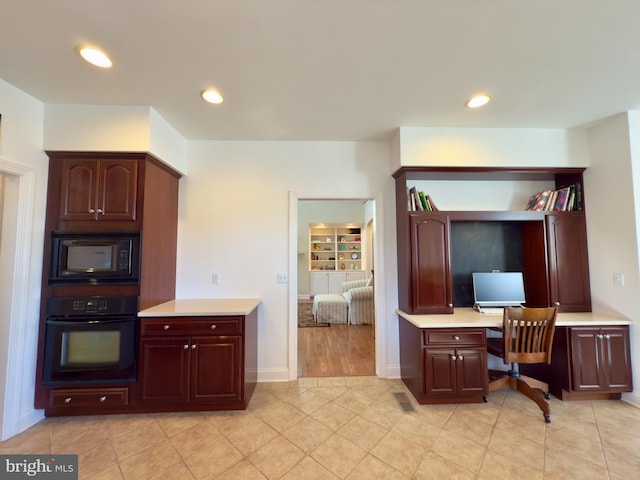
left=472, top=272, right=526, bottom=308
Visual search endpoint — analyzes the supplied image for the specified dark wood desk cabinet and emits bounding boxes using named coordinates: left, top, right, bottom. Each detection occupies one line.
left=399, top=318, right=488, bottom=404
left=529, top=325, right=633, bottom=400
left=138, top=312, right=258, bottom=411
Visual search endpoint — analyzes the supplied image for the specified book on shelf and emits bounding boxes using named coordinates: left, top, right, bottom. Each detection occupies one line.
left=407, top=187, right=439, bottom=212
left=525, top=184, right=582, bottom=212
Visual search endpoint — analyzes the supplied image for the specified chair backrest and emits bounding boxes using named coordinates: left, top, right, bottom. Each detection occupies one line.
left=502, top=306, right=558, bottom=365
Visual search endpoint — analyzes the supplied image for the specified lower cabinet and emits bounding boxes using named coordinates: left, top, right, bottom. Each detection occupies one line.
left=399, top=318, right=488, bottom=404
left=138, top=314, right=256, bottom=411
left=522, top=325, right=633, bottom=400
left=310, top=271, right=365, bottom=295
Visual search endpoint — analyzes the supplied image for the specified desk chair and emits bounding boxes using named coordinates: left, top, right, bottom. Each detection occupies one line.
left=487, top=306, right=558, bottom=423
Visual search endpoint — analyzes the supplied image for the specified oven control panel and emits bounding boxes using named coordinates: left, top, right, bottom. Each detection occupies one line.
left=46, top=296, right=139, bottom=316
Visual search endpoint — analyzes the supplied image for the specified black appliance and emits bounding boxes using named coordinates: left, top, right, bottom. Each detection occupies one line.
left=42, top=296, right=139, bottom=385
left=49, top=231, right=140, bottom=284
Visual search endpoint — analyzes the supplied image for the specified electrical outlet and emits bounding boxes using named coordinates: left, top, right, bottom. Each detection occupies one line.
left=277, top=272, right=288, bottom=283
left=212, top=273, right=220, bottom=284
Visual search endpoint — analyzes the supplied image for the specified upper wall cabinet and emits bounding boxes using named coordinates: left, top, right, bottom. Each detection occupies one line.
left=59, top=157, right=139, bottom=222
left=394, top=167, right=591, bottom=314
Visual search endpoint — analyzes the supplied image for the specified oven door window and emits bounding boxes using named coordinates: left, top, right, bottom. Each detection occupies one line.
left=43, top=317, right=136, bottom=384
left=62, top=330, right=121, bottom=365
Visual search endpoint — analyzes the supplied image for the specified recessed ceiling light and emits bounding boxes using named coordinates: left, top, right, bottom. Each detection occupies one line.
left=201, top=89, right=224, bottom=105
left=77, top=46, right=113, bottom=68
left=466, top=94, right=491, bottom=109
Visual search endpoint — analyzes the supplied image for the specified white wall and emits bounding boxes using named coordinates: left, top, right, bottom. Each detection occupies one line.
left=176, top=140, right=396, bottom=380
left=398, top=126, right=590, bottom=168
left=0, top=79, right=48, bottom=440
left=585, top=113, right=640, bottom=406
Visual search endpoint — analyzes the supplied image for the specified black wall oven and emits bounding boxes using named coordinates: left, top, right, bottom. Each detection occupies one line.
left=42, top=296, right=138, bottom=385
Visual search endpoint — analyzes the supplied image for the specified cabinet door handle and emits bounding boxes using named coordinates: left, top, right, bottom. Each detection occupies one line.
left=163, top=325, right=170, bottom=330
left=99, top=396, right=107, bottom=402
left=210, top=324, right=217, bottom=330
left=191, top=344, right=197, bottom=349
left=88, top=208, right=96, bottom=213
left=183, top=344, right=189, bottom=349
left=451, top=355, right=457, bottom=360
left=604, top=334, right=610, bottom=339
left=64, top=397, right=72, bottom=403
left=96, top=209, right=103, bottom=214
left=448, top=303, right=453, bottom=308
left=597, top=334, right=604, bottom=339
left=554, top=301, right=561, bottom=306
left=458, top=355, right=464, bottom=360
left=453, top=335, right=460, bottom=341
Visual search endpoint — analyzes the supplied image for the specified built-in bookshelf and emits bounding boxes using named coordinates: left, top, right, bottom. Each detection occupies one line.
left=309, top=224, right=363, bottom=272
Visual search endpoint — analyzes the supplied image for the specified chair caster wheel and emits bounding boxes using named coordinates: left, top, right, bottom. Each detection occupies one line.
left=544, top=393, right=551, bottom=400
left=482, top=396, right=488, bottom=403
left=544, top=414, right=551, bottom=424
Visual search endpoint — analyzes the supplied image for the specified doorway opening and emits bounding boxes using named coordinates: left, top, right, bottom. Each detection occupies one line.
left=293, top=198, right=377, bottom=378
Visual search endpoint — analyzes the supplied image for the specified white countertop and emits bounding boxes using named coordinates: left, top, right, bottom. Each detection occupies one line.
left=397, top=307, right=632, bottom=329
left=138, top=298, right=261, bottom=317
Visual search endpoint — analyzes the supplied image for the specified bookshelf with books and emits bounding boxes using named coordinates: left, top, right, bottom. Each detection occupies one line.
left=394, top=167, right=591, bottom=314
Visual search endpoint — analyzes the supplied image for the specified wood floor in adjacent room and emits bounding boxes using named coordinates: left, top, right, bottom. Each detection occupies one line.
left=297, top=301, right=375, bottom=378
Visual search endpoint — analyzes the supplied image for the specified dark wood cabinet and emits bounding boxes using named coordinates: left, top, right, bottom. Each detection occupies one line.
left=138, top=314, right=256, bottom=411
left=522, top=325, right=633, bottom=400
left=59, top=157, right=138, bottom=222
left=569, top=326, right=632, bottom=393
left=399, top=320, right=488, bottom=404
left=409, top=214, right=453, bottom=314
left=546, top=213, right=592, bottom=312
left=394, top=167, right=591, bottom=314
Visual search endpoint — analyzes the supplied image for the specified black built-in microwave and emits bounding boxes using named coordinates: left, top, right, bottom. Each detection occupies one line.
left=49, top=232, right=140, bottom=284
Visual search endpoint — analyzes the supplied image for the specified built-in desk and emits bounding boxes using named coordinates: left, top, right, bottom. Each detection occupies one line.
left=397, top=308, right=633, bottom=404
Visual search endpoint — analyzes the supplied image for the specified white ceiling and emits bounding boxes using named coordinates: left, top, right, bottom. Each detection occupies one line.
left=2, top=0, right=640, bottom=141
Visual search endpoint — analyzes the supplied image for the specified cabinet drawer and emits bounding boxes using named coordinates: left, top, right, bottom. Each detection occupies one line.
left=140, top=317, right=242, bottom=336
left=49, top=387, right=129, bottom=408
left=424, top=329, right=485, bottom=347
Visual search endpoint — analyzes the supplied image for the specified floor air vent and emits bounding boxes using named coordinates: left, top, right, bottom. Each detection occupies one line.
left=393, top=392, right=416, bottom=413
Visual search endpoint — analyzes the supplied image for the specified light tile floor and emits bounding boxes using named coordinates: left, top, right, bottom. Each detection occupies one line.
left=1, top=377, right=639, bottom=479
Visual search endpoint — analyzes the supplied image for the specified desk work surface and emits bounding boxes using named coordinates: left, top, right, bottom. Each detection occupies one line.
left=139, top=298, right=261, bottom=317
left=397, top=307, right=632, bottom=329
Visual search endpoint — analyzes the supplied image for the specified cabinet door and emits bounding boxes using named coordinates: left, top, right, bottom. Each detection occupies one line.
left=410, top=214, right=453, bottom=314
left=59, top=159, right=99, bottom=221
left=546, top=214, right=591, bottom=312
left=191, top=336, right=242, bottom=404
left=600, top=327, right=633, bottom=391
left=310, top=272, right=329, bottom=295
left=455, top=348, right=488, bottom=396
left=569, top=328, right=601, bottom=391
left=59, top=158, right=138, bottom=222
left=328, top=272, right=347, bottom=294
left=139, top=337, right=190, bottom=404
left=423, top=348, right=456, bottom=397
left=98, top=159, right=138, bottom=221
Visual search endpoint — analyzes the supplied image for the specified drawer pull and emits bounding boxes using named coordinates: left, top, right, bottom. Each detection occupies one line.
left=210, top=324, right=217, bottom=330
left=604, top=334, right=611, bottom=339
left=183, top=344, right=189, bottom=349
left=458, top=355, right=463, bottom=360
left=453, top=335, right=460, bottom=341
left=163, top=325, right=170, bottom=330
left=64, top=397, right=72, bottom=403
left=99, top=396, right=107, bottom=402
left=191, top=344, right=197, bottom=349
left=451, top=355, right=457, bottom=360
